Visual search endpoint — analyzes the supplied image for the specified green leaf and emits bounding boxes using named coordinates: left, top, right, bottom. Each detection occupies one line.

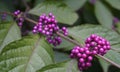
left=95, top=0, right=113, bottom=29
left=56, top=38, right=74, bottom=51
left=106, top=0, right=120, bottom=10
left=54, top=51, right=70, bottom=63
left=0, top=2, right=13, bottom=22
left=97, top=50, right=120, bottom=72
left=37, top=59, right=80, bottom=72
left=64, top=0, right=87, bottom=11
left=34, top=0, right=45, bottom=5
left=0, top=21, right=21, bottom=52
left=99, top=57, right=110, bottom=72
left=29, top=1, right=78, bottom=25
left=0, top=35, right=54, bottom=72
left=115, top=22, right=120, bottom=34
left=104, top=50, right=120, bottom=66
left=0, top=1, right=10, bottom=12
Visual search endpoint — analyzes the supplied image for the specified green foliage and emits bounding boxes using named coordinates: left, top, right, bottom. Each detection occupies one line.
left=29, top=1, right=78, bottom=25
left=115, top=22, right=120, bottom=33
left=95, top=0, right=113, bottom=29
left=0, top=0, right=120, bottom=72
left=99, top=58, right=110, bottom=72
left=55, top=38, right=74, bottom=51
left=37, top=59, right=80, bottom=72
left=0, top=35, right=54, bottom=72
left=54, top=51, right=70, bottom=63
left=63, top=0, right=87, bottom=11
left=0, top=21, right=21, bottom=52
left=106, top=0, right=120, bottom=10
left=0, top=1, right=13, bottom=22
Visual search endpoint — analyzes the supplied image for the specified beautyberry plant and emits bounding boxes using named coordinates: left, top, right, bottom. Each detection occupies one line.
left=0, top=0, right=120, bottom=72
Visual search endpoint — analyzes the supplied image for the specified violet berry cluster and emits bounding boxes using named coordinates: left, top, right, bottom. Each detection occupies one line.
left=14, top=10, right=24, bottom=27
left=70, top=34, right=111, bottom=71
left=32, top=13, right=68, bottom=46
left=70, top=46, right=93, bottom=70
left=85, top=34, right=111, bottom=55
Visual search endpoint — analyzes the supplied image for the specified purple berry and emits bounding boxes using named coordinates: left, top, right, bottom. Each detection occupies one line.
left=86, top=62, right=92, bottom=67
left=82, top=53, right=87, bottom=58
left=79, top=58, right=84, bottom=63
left=88, top=56, right=93, bottom=61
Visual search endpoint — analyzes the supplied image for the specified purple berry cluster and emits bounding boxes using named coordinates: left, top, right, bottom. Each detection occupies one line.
left=70, top=34, right=111, bottom=71
left=32, top=13, right=68, bottom=46
left=85, top=34, right=111, bottom=55
left=70, top=46, right=93, bottom=70
left=14, top=10, right=24, bottom=27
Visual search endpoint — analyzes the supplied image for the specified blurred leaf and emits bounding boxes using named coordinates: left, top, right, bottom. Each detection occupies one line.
left=115, top=22, right=120, bottom=33
left=64, top=0, right=87, bottom=11
left=95, top=0, right=113, bottom=29
left=99, top=57, right=110, bottom=72
left=1, top=0, right=15, bottom=11
left=104, top=50, right=120, bottom=66
left=54, top=51, right=70, bottom=63
left=37, top=59, right=80, bottom=72
left=0, top=35, right=54, bottom=72
left=34, top=0, right=45, bottom=5
left=34, top=0, right=87, bottom=11
left=0, top=1, right=13, bottom=22
left=29, top=1, right=78, bottom=25
left=26, top=0, right=31, bottom=2
left=0, top=21, right=21, bottom=52
left=97, top=50, right=120, bottom=72
left=106, top=0, right=120, bottom=10
left=56, top=38, right=74, bottom=51
left=0, top=1, right=10, bottom=12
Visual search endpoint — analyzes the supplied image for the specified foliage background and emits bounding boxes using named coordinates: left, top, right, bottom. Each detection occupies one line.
left=0, top=0, right=120, bottom=72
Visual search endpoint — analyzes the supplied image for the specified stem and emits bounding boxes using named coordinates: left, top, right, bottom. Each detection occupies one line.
left=97, top=54, right=120, bottom=68
left=0, top=12, right=15, bottom=16
left=0, top=11, right=120, bottom=68
left=56, top=32, right=83, bottom=47
left=24, top=16, right=37, bottom=24
left=22, top=0, right=30, bottom=12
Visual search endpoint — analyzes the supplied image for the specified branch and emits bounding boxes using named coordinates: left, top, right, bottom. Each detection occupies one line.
left=0, top=11, right=120, bottom=68
left=22, top=0, right=30, bottom=12
left=97, top=54, right=120, bottom=68
left=56, top=32, right=83, bottom=47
